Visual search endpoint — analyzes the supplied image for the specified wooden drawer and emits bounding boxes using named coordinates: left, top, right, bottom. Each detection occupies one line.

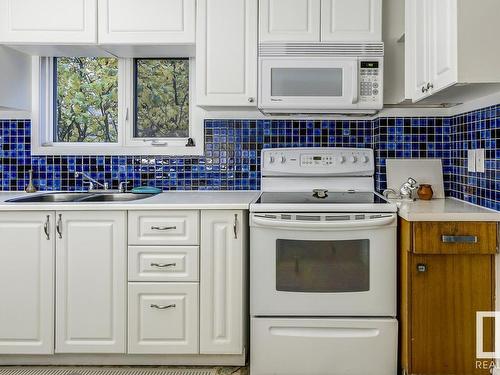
left=128, top=211, right=199, bottom=246
left=413, top=222, right=497, bottom=254
left=128, top=283, right=199, bottom=354
left=128, top=246, right=199, bottom=282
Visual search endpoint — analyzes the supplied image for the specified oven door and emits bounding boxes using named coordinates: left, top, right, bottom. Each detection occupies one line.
left=250, top=213, right=397, bottom=317
left=258, top=57, right=359, bottom=111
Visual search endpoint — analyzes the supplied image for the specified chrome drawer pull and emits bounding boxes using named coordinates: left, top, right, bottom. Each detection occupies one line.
left=150, top=304, right=176, bottom=310
left=150, top=262, right=177, bottom=268
left=441, top=235, right=478, bottom=244
left=44, top=215, right=50, bottom=240
left=151, top=226, right=177, bottom=231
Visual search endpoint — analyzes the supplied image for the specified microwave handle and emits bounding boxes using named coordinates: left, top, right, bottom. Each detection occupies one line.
left=352, top=66, right=359, bottom=104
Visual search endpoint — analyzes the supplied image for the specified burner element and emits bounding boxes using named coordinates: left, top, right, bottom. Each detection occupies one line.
left=312, top=189, right=329, bottom=199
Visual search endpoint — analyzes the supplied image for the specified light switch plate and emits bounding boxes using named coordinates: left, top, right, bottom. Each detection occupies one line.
left=476, top=149, right=485, bottom=173
left=468, top=150, right=476, bottom=172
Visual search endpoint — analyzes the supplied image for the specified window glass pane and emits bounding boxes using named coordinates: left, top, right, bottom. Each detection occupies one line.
left=134, top=59, right=189, bottom=138
left=276, top=239, right=370, bottom=292
left=271, top=68, right=343, bottom=97
left=54, top=57, right=118, bottom=143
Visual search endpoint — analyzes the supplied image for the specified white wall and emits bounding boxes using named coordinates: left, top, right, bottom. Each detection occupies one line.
left=0, top=46, right=31, bottom=112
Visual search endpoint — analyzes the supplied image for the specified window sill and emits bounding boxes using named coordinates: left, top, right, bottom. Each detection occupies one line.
left=30, top=143, right=204, bottom=156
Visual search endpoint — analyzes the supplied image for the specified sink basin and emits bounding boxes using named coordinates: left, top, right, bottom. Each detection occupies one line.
left=6, top=192, right=157, bottom=203
left=6, top=192, right=92, bottom=203
left=78, top=193, right=156, bottom=202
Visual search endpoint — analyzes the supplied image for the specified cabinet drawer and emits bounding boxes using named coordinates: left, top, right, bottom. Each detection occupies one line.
left=128, top=283, right=199, bottom=354
left=128, top=211, right=199, bottom=245
left=128, top=246, right=199, bottom=282
left=413, top=222, right=497, bottom=254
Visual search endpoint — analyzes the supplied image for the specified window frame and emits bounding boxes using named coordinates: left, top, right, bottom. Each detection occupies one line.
left=31, top=56, right=203, bottom=156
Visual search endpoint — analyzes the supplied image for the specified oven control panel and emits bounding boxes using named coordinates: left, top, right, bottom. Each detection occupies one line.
left=262, top=148, right=374, bottom=176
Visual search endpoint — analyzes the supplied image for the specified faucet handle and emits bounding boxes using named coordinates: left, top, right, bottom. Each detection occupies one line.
left=118, top=181, right=130, bottom=193
left=407, top=177, right=418, bottom=187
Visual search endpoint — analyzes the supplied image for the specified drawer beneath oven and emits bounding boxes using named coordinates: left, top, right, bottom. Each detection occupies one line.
left=251, top=317, right=397, bottom=375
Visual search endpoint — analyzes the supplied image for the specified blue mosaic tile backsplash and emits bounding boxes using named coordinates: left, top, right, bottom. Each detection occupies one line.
left=0, top=108, right=499, bottom=211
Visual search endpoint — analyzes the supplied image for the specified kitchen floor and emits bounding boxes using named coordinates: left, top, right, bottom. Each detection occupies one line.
left=0, top=367, right=249, bottom=375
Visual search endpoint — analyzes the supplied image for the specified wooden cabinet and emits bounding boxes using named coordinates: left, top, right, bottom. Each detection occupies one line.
left=321, top=0, right=382, bottom=42
left=0, top=212, right=55, bottom=355
left=128, top=283, right=199, bottom=354
left=399, top=219, right=496, bottom=375
left=98, top=0, right=195, bottom=45
left=196, top=0, right=258, bottom=106
left=259, top=0, right=321, bottom=42
left=200, top=211, right=247, bottom=354
left=0, top=0, right=98, bottom=44
left=55, top=211, right=127, bottom=353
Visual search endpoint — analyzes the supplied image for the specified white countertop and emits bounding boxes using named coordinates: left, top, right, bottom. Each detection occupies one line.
left=0, top=191, right=261, bottom=211
left=395, top=197, right=500, bottom=222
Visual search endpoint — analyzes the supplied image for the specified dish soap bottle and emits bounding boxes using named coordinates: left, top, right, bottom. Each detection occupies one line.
left=25, top=170, right=37, bottom=193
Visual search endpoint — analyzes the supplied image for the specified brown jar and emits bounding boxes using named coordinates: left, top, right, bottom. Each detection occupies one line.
left=417, top=184, right=433, bottom=200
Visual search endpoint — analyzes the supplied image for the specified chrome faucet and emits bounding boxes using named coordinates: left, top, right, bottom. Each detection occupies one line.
left=75, top=172, right=109, bottom=192
left=383, top=177, right=419, bottom=201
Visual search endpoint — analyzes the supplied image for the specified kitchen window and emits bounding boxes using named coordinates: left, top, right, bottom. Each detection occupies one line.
left=32, top=56, right=203, bottom=155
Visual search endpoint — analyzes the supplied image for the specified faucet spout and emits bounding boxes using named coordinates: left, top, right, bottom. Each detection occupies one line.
left=75, top=172, right=109, bottom=192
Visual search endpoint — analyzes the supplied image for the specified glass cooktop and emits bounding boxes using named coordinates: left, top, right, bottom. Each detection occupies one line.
left=256, top=191, right=390, bottom=205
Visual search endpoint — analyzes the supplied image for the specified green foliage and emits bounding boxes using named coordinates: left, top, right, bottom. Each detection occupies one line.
left=56, top=57, right=118, bottom=143
left=135, top=59, right=190, bottom=138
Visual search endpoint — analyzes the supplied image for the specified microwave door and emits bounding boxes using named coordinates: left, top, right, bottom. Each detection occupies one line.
left=259, top=58, right=358, bottom=110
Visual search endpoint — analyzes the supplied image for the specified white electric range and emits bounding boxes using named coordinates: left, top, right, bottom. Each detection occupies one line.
left=250, top=148, right=398, bottom=375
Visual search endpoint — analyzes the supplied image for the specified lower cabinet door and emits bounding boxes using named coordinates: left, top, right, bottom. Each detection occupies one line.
left=0, top=212, right=55, bottom=354
left=55, top=211, right=127, bottom=353
left=128, top=282, right=199, bottom=354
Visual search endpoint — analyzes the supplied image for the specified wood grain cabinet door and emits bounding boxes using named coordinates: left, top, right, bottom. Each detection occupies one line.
left=410, top=254, right=494, bottom=375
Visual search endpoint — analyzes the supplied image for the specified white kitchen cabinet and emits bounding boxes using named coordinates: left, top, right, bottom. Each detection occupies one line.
left=0, top=212, right=55, bottom=355
left=259, top=0, right=321, bottom=42
left=98, top=0, right=195, bottom=57
left=55, top=211, right=126, bottom=354
left=321, top=0, right=382, bottom=42
left=196, top=0, right=258, bottom=106
left=200, top=211, right=247, bottom=354
left=0, top=0, right=97, bottom=44
left=128, top=283, right=199, bottom=354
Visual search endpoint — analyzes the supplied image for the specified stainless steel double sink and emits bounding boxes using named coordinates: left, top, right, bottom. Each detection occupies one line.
left=6, top=192, right=157, bottom=203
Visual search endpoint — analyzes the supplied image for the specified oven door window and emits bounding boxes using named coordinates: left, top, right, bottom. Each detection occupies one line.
left=271, top=68, right=343, bottom=97
left=276, top=239, right=369, bottom=293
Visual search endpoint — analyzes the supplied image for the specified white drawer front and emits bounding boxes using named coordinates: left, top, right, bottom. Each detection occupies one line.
left=128, top=211, right=199, bottom=245
left=128, top=246, right=199, bottom=282
left=128, top=283, right=199, bottom=354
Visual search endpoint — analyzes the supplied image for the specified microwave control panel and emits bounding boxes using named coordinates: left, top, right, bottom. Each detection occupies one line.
left=359, top=61, right=382, bottom=103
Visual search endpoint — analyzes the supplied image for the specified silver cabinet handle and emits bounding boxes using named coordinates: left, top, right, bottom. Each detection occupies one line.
left=151, top=226, right=177, bottom=231
left=422, top=86, right=428, bottom=93
left=416, top=263, right=427, bottom=273
left=427, top=82, right=434, bottom=90
left=44, top=215, right=50, bottom=240
left=248, top=97, right=255, bottom=103
left=233, top=214, right=238, bottom=239
left=150, top=262, right=176, bottom=268
left=150, top=304, right=176, bottom=310
left=56, top=214, right=62, bottom=239
left=442, top=235, right=478, bottom=243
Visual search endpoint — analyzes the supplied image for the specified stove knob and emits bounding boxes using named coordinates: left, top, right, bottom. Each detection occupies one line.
left=280, top=156, right=286, bottom=164
left=268, top=155, right=275, bottom=164
left=338, top=155, right=346, bottom=164
left=349, top=155, right=358, bottom=163
left=362, top=155, right=370, bottom=164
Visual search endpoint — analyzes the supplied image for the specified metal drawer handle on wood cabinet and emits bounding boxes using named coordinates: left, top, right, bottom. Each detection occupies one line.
left=44, top=215, right=50, bottom=240
left=150, top=262, right=177, bottom=268
left=56, top=214, right=63, bottom=239
left=416, top=263, right=427, bottom=273
left=234, top=214, right=238, bottom=239
left=151, top=225, right=177, bottom=231
left=441, top=235, right=478, bottom=244
left=150, top=304, right=176, bottom=310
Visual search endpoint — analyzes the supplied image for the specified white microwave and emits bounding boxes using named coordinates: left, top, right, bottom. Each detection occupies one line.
left=258, top=43, right=384, bottom=115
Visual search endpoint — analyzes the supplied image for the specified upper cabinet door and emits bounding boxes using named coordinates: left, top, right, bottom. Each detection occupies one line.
left=98, top=0, right=195, bottom=44
left=405, top=0, right=431, bottom=102
left=259, top=0, right=321, bottom=42
left=0, top=212, right=55, bottom=355
left=0, top=0, right=97, bottom=44
left=428, top=0, right=457, bottom=94
left=55, top=211, right=127, bottom=354
left=196, top=0, right=258, bottom=106
left=321, top=0, right=382, bottom=41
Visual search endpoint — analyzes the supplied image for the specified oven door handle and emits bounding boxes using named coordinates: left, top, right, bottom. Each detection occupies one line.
left=252, top=215, right=396, bottom=230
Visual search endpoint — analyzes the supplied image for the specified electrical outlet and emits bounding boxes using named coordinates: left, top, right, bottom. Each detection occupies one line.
left=468, top=149, right=476, bottom=172
left=476, top=149, right=485, bottom=173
